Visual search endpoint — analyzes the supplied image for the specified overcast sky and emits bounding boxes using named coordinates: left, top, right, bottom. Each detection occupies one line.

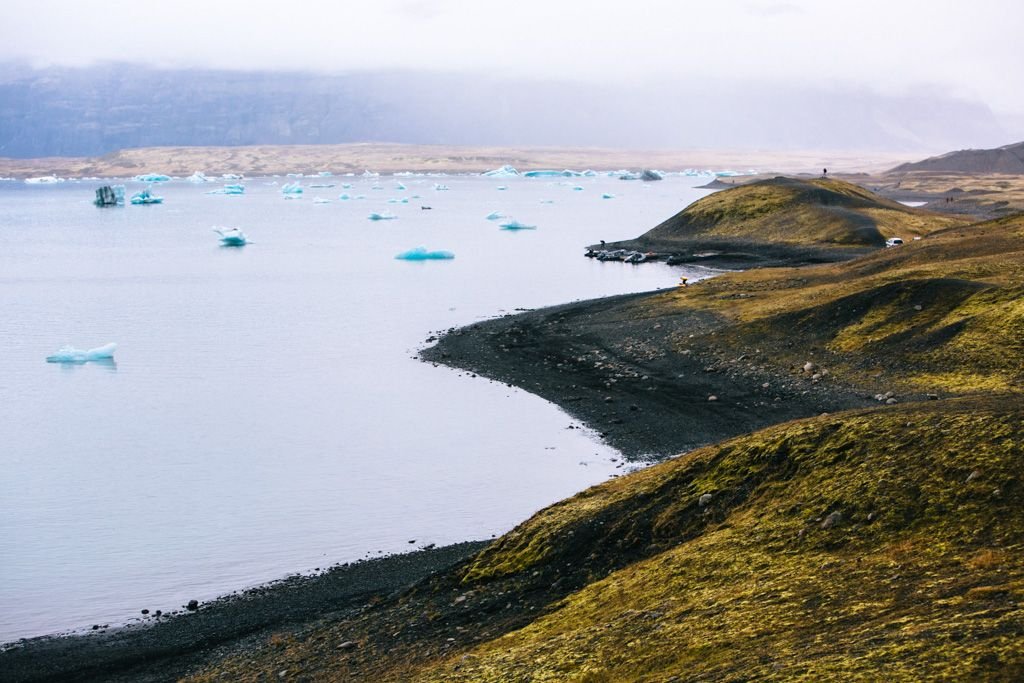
left=3, top=0, right=1023, bottom=115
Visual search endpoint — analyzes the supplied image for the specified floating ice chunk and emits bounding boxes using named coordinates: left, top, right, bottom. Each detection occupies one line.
left=338, top=193, right=351, bottom=200
left=94, top=185, right=125, bottom=206
left=313, top=196, right=331, bottom=204
left=310, top=183, right=335, bottom=188
left=25, top=175, right=64, bottom=184
left=395, top=246, right=454, bottom=260
left=213, top=226, right=248, bottom=246
left=496, top=185, right=508, bottom=191
left=286, top=173, right=302, bottom=178
left=523, top=170, right=563, bottom=178
left=499, top=219, right=536, bottom=230
left=133, top=173, right=170, bottom=183
left=433, top=183, right=450, bottom=191
left=222, top=173, right=244, bottom=180
left=641, top=169, right=664, bottom=181
left=362, top=170, right=379, bottom=178
left=318, top=171, right=333, bottom=177
left=582, top=170, right=598, bottom=177
left=46, top=343, right=117, bottom=363
left=483, top=165, right=520, bottom=177
left=342, top=183, right=353, bottom=189
left=355, top=194, right=367, bottom=199
left=485, top=211, right=505, bottom=220
left=371, top=184, right=383, bottom=190
left=207, top=183, right=246, bottom=195
left=130, top=187, right=163, bottom=204
left=539, top=199, right=554, bottom=204
left=368, top=212, right=397, bottom=221
left=572, top=186, right=584, bottom=191
left=618, top=171, right=641, bottom=180
left=602, top=193, right=615, bottom=199
left=395, top=182, right=407, bottom=190
left=281, top=182, right=303, bottom=194
left=187, top=171, right=212, bottom=183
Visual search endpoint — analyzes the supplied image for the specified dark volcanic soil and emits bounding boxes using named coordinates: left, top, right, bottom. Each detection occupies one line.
left=0, top=542, right=487, bottom=683
left=421, top=289, right=876, bottom=461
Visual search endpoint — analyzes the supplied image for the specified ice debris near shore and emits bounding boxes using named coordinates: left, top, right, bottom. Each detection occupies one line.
left=133, top=173, right=170, bottom=183
left=483, top=165, right=520, bottom=177
left=395, top=246, right=454, bottom=260
left=281, top=182, right=303, bottom=195
left=46, top=343, right=117, bottom=363
left=368, top=212, right=397, bottom=221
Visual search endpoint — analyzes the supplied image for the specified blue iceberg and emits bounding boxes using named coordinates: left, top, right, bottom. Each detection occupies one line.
left=207, top=183, right=245, bottom=195
left=133, top=173, right=170, bottom=183
left=281, top=182, right=303, bottom=194
left=523, top=170, right=563, bottom=178
left=368, top=212, right=398, bottom=221
left=395, top=246, right=454, bottom=260
left=499, top=219, right=537, bottom=230
left=130, top=187, right=163, bottom=205
left=483, top=165, right=520, bottom=177
left=213, top=226, right=248, bottom=246
left=338, top=193, right=351, bottom=200
left=47, top=342, right=117, bottom=363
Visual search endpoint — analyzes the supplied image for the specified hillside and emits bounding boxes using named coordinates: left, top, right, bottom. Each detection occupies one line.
left=176, top=202, right=1024, bottom=681
left=599, top=176, right=965, bottom=266
left=889, top=141, right=1024, bottom=174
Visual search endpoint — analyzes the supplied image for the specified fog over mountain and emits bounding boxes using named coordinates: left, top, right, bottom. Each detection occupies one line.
left=0, top=64, right=1014, bottom=158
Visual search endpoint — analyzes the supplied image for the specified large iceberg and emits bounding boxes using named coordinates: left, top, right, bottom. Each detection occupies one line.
left=133, top=173, right=170, bottom=183
left=395, top=246, right=454, bottom=260
left=483, top=165, right=520, bottom=177
left=130, top=187, right=163, bottom=205
left=46, top=343, right=117, bottom=363
left=281, top=182, right=303, bottom=194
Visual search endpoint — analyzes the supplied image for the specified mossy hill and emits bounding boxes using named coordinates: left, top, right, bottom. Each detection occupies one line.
left=890, top=141, right=1024, bottom=175
left=601, top=176, right=965, bottom=267
left=182, top=194, right=1024, bottom=680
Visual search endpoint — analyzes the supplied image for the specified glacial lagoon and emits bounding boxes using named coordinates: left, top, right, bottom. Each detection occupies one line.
left=0, top=172, right=719, bottom=641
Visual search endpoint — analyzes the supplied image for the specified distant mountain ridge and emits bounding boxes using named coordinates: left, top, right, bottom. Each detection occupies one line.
left=0, top=63, right=1013, bottom=158
left=889, top=141, right=1024, bottom=173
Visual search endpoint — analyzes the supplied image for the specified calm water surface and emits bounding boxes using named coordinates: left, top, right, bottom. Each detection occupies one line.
left=0, top=174, right=715, bottom=641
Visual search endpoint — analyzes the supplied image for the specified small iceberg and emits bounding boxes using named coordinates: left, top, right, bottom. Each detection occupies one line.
left=310, top=183, right=335, bottom=189
left=572, top=186, right=584, bottom=191
left=222, top=173, right=244, bottom=180
left=338, top=193, right=351, bottom=200
left=362, top=170, right=379, bottom=178
left=25, top=175, right=64, bottom=184
left=133, top=173, right=170, bottom=183
left=602, top=193, right=615, bottom=199
left=618, top=171, right=642, bottom=180
left=213, top=226, right=248, bottom=246
left=499, top=219, right=536, bottom=230
left=207, top=183, right=245, bottom=195
left=523, top=170, right=563, bottom=178
left=187, top=171, right=212, bottom=183
left=387, top=197, right=409, bottom=204
left=395, top=182, right=407, bottom=190
left=130, top=187, right=163, bottom=205
left=281, top=182, right=303, bottom=195
left=641, top=169, right=664, bottom=181
left=395, top=246, right=454, bottom=260
left=368, top=212, right=397, bottom=221
left=483, top=165, right=520, bottom=177
left=94, top=185, right=125, bottom=207
left=496, top=185, right=508, bottom=191
left=317, top=171, right=333, bottom=177
left=485, top=211, right=505, bottom=220
left=46, top=343, right=117, bottom=363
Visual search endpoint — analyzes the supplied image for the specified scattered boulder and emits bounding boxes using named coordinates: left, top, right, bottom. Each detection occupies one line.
left=186, top=599, right=199, bottom=611
left=698, top=493, right=713, bottom=508
left=820, top=511, right=843, bottom=529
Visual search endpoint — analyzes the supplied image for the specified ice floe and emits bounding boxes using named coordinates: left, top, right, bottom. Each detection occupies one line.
left=213, top=226, right=248, bottom=246
left=130, top=187, right=163, bottom=205
left=482, top=165, right=520, bottom=177
left=46, top=343, right=117, bottom=363
left=395, top=247, right=454, bottom=260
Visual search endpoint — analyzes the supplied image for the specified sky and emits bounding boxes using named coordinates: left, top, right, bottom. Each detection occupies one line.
left=3, top=0, right=1023, bottom=116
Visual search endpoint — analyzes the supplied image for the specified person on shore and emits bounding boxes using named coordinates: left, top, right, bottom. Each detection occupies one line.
left=679, top=276, right=688, bottom=287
